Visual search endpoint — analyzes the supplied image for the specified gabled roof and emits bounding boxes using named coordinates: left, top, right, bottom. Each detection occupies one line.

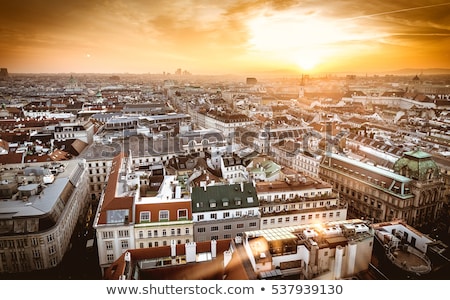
left=190, top=170, right=223, bottom=187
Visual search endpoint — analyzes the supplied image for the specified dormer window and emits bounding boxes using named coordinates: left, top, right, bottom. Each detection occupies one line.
left=222, top=198, right=229, bottom=206
left=159, top=210, right=169, bottom=222
left=140, top=211, right=150, bottom=223
left=177, top=209, right=188, bottom=220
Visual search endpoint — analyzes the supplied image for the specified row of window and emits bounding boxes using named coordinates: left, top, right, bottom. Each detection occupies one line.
left=0, top=251, right=58, bottom=270
left=101, top=230, right=129, bottom=239
left=0, top=236, right=51, bottom=249
left=196, top=234, right=235, bottom=242
left=262, top=211, right=341, bottom=224
left=139, top=209, right=188, bottom=222
left=90, top=176, right=106, bottom=183
left=225, top=173, right=245, bottom=179
left=87, top=161, right=108, bottom=168
left=259, top=191, right=328, bottom=201
left=104, top=237, right=194, bottom=263
left=55, top=133, right=77, bottom=139
left=261, top=200, right=333, bottom=213
left=197, top=222, right=257, bottom=233
left=134, top=156, right=173, bottom=165
left=105, top=240, right=130, bottom=250
left=88, top=168, right=108, bottom=175
left=102, top=227, right=192, bottom=240
left=138, top=227, right=190, bottom=238
left=196, top=209, right=257, bottom=221
left=138, top=239, right=190, bottom=249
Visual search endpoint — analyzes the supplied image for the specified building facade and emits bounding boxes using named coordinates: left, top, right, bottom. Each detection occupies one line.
left=134, top=174, right=194, bottom=249
left=191, top=182, right=260, bottom=242
left=319, top=150, right=444, bottom=227
left=256, top=177, right=347, bottom=230
left=93, top=153, right=137, bottom=274
left=0, top=159, right=90, bottom=273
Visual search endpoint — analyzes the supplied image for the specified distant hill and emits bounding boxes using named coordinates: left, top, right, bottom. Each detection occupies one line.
left=385, top=68, right=450, bottom=75
left=237, top=67, right=450, bottom=78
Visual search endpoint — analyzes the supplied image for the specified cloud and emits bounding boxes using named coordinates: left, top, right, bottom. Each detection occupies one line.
left=1, top=0, right=449, bottom=73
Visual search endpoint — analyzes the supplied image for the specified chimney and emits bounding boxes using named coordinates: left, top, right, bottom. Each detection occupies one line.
left=170, top=240, right=177, bottom=257
left=211, top=239, right=217, bottom=258
left=125, top=251, right=131, bottom=262
left=334, top=245, right=344, bottom=280
left=347, top=242, right=357, bottom=276
left=185, top=242, right=197, bottom=263
left=223, top=250, right=232, bottom=268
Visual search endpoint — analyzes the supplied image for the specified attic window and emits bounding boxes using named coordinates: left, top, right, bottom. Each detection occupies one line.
left=222, top=198, right=229, bottom=206
left=235, top=197, right=241, bottom=205
left=209, top=200, right=216, bottom=208
left=247, top=197, right=254, bottom=203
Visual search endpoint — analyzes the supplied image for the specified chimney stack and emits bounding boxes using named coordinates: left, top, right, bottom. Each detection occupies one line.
left=211, top=239, right=217, bottom=258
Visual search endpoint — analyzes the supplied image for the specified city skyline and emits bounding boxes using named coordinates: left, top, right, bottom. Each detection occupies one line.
left=1, top=0, right=450, bottom=75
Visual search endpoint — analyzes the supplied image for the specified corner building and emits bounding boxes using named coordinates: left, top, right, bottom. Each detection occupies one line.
left=319, top=149, right=444, bottom=227
left=0, top=160, right=90, bottom=273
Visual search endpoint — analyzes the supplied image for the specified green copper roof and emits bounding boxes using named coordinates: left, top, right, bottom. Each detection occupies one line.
left=249, top=160, right=281, bottom=177
left=393, top=149, right=439, bottom=181
left=404, top=149, right=432, bottom=159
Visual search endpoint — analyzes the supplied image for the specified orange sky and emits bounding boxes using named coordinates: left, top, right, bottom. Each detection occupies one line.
left=1, top=0, right=449, bottom=75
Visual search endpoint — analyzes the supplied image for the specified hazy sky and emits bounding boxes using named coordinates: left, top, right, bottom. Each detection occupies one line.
left=1, top=0, right=449, bottom=75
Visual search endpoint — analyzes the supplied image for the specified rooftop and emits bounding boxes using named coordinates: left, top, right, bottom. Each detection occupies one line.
left=0, top=160, right=83, bottom=232
left=103, top=239, right=250, bottom=280
left=256, top=178, right=331, bottom=193
left=191, top=182, right=258, bottom=213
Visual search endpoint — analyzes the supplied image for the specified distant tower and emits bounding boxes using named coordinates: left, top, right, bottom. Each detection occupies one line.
left=68, top=75, right=78, bottom=88
left=0, top=68, right=8, bottom=80
left=410, top=74, right=421, bottom=93
left=262, top=122, right=271, bottom=154
left=298, top=74, right=305, bottom=98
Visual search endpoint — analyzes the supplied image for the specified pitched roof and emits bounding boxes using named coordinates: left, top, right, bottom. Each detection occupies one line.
left=0, top=152, right=23, bottom=164
left=96, top=152, right=134, bottom=225
left=103, top=239, right=250, bottom=280
left=191, top=182, right=259, bottom=213
left=69, top=139, right=88, bottom=156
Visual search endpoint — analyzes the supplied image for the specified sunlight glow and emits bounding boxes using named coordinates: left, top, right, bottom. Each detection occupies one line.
left=246, top=10, right=383, bottom=72
left=295, top=49, right=322, bottom=71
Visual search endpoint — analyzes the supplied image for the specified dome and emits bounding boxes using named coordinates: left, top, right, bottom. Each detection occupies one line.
left=393, top=149, right=439, bottom=181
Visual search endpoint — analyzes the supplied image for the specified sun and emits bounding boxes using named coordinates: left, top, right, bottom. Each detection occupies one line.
left=295, top=52, right=321, bottom=71
left=246, top=10, right=362, bottom=73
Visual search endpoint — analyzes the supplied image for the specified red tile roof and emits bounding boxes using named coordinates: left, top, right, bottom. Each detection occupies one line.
left=135, top=201, right=192, bottom=223
left=104, top=239, right=251, bottom=280
left=97, top=152, right=134, bottom=225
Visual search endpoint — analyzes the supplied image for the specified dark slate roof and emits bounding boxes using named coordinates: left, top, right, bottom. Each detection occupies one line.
left=191, top=182, right=259, bottom=213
